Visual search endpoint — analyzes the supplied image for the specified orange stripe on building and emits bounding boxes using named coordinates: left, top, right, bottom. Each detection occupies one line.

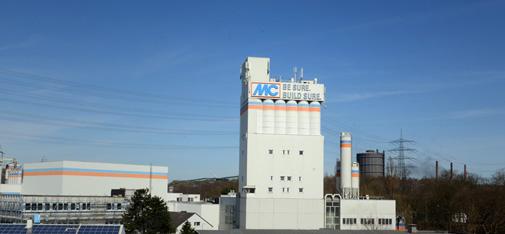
left=340, top=143, right=352, bottom=148
left=24, top=171, right=168, bottom=179
left=352, top=173, right=360, bottom=177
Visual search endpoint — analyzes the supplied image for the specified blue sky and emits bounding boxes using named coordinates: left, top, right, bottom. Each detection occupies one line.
left=1, top=1, right=504, bottom=180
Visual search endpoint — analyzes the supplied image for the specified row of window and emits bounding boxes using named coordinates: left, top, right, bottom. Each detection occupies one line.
left=268, top=149, right=304, bottom=155
left=24, top=202, right=124, bottom=211
left=267, top=187, right=304, bottom=193
left=378, top=218, right=393, bottom=225
left=271, top=176, right=302, bottom=181
left=343, top=218, right=393, bottom=225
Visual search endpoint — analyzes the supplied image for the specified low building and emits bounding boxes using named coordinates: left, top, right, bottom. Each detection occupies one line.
left=169, top=211, right=213, bottom=233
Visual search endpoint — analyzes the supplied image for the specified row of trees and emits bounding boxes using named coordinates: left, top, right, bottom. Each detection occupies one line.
left=324, top=169, right=505, bottom=233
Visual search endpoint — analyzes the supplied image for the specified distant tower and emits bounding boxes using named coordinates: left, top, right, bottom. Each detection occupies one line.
left=340, top=132, right=352, bottom=199
left=389, top=130, right=415, bottom=179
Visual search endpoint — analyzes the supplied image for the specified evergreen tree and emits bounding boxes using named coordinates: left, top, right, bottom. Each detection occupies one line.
left=179, top=221, right=197, bottom=234
left=122, top=189, right=173, bottom=233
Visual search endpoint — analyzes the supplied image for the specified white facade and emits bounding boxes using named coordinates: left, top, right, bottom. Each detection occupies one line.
left=166, top=193, right=201, bottom=202
left=22, top=161, right=168, bottom=198
left=340, top=199, right=396, bottom=230
left=238, top=57, right=325, bottom=229
left=167, top=202, right=220, bottom=230
left=173, top=213, right=213, bottom=233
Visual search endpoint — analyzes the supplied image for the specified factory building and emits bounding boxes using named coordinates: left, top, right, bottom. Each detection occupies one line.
left=238, top=57, right=325, bottom=229
left=327, top=133, right=396, bottom=231
left=0, top=160, right=169, bottom=224
left=357, top=150, right=385, bottom=177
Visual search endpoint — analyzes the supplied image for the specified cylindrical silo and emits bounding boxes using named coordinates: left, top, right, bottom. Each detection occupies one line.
left=309, top=101, right=321, bottom=135
left=262, top=99, right=275, bottom=134
left=298, top=101, right=310, bottom=135
left=286, top=100, right=298, bottom=135
left=335, top=160, right=341, bottom=194
left=248, top=99, right=262, bottom=133
left=340, top=132, right=352, bottom=199
left=357, top=150, right=385, bottom=177
left=351, top=162, right=360, bottom=199
left=274, top=100, right=286, bottom=134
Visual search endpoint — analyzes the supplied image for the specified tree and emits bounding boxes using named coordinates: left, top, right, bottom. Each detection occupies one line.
left=179, top=221, right=197, bottom=234
left=122, top=189, right=173, bottom=234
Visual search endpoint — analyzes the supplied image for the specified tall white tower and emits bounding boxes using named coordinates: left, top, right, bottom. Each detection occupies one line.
left=340, top=132, right=352, bottom=199
left=238, top=57, right=325, bottom=230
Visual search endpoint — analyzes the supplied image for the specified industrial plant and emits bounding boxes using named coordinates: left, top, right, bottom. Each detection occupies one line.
left=1, top=57, right=399, bottom=232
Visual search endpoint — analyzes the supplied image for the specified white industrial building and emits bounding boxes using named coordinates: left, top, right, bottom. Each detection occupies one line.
left=238, top=57, right=325, bottom=229
left=22, top=161, right=168, bottom=198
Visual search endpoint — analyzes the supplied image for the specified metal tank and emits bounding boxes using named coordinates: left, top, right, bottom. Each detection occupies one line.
left=262, top=99, right=275, bottom=134
left=340, top=132, right=352, bottom=199
left=356, top=150, right=385, bottom=177
left=298, top=101, right=310, bottom=135
left=286, top=100, right=298, bottom=135
left=309, top=101, right=321, bottom=135
left=351, top=162, right=360, bottom=199
left=274, top=100, right=286, bottom=134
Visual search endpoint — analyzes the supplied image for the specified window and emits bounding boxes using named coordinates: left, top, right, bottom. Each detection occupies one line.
left=280, top=176, right=285, bottom=181
left=31, top=203, right=36, bottom=210
left=282, top=187, right=285, bottom=192
left=87, top=203, right=91, bottom=210
left=71, top=203, right=76, bottom=210
left=268, top=149, right=273, bottom=154
left=76, top=203, right=80, bottom=210
left=194, top=222, right=200, bottom=226
left=270, top=176, right=273, bottom=181
left=52, top=203, right=57, bottom=210
left=64, top=203, right=68, bottom=210
left=268, top=187, right=273, bottom=192
left=286, top=187, right=290, bottom=193
left=58, top=203, right=63, bottom=210
left=82, top=203, right=86, bottom=210
left=298, top=176, right=302, bottom=181
left=299, top=150, right=304, bottom=155
left=177, top=197, right=182, bottom=202
left=299, top=188, right=303, bottom=193
left=37, top=203, right=42, bottom=210
left=287, top=176, right=291, bottom=181
left=117, top=203, right=122, bottom=210
left=107, top=203, right=112, bottom=210
left=25, top=203, right=30, bottom=211
left=45, top=203, right=50, bottom=210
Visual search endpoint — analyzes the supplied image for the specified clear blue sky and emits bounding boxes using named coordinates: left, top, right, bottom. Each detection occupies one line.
left=1, top=1, right=504, bottom=180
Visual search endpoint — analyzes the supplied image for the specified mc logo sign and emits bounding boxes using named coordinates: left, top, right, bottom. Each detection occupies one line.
left=251, top=82, right=281, bottom=98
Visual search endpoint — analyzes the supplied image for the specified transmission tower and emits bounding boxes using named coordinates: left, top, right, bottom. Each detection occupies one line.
left=389, top=129, right=415, bottom=179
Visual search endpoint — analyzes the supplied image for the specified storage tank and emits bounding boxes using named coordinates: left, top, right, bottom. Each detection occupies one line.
left=340, top=132, right=352, bottom=199
left=309, top=101, right=321, bottom=135
left=351, top=162, right=360, bottom=199
left=298, top=101, right=310, bottom=135
left=274, top=100, right=286, bottom=134
left=357, top=149, right=385, bottom=177
left=248, top=99, right=262, bottom=133
left=286, top=100, right=298, bottom=135
left=262, top=99, right=275, bottom=134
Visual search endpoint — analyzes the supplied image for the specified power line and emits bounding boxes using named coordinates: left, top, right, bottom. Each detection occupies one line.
left=389, top=129, right=416, bottom=179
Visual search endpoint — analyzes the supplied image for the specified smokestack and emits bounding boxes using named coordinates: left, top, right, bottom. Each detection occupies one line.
left=464, top=164, right=467, bottom=180
left=340, top=132, right=352, bottom=199
left=450, top=162, right=453, bottom=180
left=435, top=160, right=439, bottom=180
left=351, top=162, right=360, bottom=199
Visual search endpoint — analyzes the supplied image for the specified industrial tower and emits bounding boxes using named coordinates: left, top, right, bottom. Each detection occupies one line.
left=238, top=57, right=325, bottom=229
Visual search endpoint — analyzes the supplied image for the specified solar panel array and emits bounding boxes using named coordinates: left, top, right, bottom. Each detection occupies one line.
left=0, top=224, right=122, bottom=234
left=0, top=224, right=25, bottom=234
